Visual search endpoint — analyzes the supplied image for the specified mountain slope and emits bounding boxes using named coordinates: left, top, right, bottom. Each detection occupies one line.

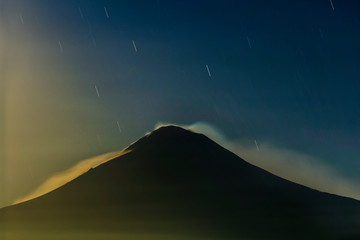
left=1, top=126, right=360, bottom=239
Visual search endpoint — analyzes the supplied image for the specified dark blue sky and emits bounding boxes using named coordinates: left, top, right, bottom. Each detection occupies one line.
left=1, top=0, right=360, bottom=204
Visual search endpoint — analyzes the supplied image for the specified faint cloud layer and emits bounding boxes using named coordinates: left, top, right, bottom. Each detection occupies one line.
left=155, top=122, right=360, bottom=200
left=13, top=151, right=127, bottom=205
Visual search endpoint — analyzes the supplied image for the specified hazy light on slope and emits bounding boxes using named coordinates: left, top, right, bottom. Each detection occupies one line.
left=13, top=150, right=129, bottom=205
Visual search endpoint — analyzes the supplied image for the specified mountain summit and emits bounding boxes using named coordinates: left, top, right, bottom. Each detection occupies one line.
left=1, top=126, right=360, bottom=239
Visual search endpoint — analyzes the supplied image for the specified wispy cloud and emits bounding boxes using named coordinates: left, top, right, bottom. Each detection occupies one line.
left=13, top=151, right=128, bottom=205
left=155, top=122, right=360, bottom=200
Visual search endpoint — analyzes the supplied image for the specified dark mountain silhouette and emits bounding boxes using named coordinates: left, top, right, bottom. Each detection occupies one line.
left=1, top=126, right=360, bottom=239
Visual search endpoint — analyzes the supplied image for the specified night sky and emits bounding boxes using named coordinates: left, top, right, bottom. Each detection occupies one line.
left=1, top=0, right=360, bottom=206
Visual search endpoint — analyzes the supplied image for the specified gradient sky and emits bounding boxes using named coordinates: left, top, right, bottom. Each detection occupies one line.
left=1, top=0, right=360, bottom=207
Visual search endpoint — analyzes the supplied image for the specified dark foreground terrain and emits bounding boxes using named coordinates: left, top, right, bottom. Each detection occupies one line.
left=1, top=126, right=359, bottom=239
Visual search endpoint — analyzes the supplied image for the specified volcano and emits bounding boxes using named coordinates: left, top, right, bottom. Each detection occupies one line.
left=1, top=126, right=359, bottom=239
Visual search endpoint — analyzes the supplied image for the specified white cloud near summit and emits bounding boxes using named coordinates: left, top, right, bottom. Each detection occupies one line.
left=155, top=122, right=360, bottom=200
